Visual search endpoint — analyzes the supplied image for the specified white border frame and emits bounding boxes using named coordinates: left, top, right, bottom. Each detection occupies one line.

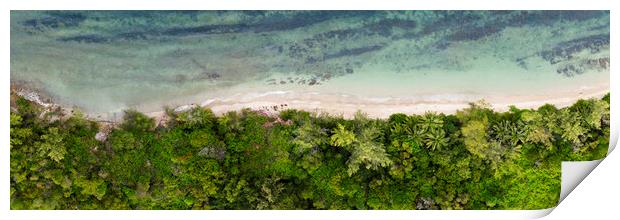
left=2, top=1, right=616, bottom=219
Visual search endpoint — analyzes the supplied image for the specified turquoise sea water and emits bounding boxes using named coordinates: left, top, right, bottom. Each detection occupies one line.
left=10, top=11, right=610, bottom=115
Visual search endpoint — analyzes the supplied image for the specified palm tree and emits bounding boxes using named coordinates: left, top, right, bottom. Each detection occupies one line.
left=424, top=129, right=450, bottom=151
left=509, top=121, right=527, bottom=146
left=406, top=126, right=426, bottom=149
left=390, top=116, right=425, bottom=150
left=419, top=112, right=443, bottom=132
left=404, top=116, right=419, bottom=131
left=492, top=120, right=527, bottom=146
left=491, top=120, right=511, bottom=144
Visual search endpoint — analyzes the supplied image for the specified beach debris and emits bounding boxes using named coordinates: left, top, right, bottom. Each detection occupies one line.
left=173, top=104, right=199, bottom=113
left=15, top=89, right=53, bottom=108
left=257, top=104, right=293, bottom=128
left=257, top=109, right=273, bottom=117
left=262, top=115, right=293, bottom=128
left=95, top=131, right=108, bottom=142
left=12, top=86, right=75, bottom=121
left=95, top=123, right=112, bottom=142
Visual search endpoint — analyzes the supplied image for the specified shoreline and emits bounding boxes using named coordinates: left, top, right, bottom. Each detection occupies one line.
left=11, top=80, right=610, bottom=123
left=144, top=84, right=609, bottom=121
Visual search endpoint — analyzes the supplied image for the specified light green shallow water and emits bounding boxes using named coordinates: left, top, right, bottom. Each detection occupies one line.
left=10, top=11, right=610, bottom=115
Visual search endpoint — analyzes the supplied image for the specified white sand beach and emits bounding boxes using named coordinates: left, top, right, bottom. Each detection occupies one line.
left=139, top=80, right=609, bottom=121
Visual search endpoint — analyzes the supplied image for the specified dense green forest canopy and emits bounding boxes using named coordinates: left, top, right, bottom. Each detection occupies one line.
left=10, top=93, right=610, bottom=210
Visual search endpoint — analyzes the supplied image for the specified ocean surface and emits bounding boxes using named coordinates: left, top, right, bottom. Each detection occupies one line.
left=10, top=11, right=610, bottom=116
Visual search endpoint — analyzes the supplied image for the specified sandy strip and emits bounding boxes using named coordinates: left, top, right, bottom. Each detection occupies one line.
left=143, top=83, right=609, bottom=121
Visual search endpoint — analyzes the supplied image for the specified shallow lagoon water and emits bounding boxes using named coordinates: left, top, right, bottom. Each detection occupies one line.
left=10, top=11, right=610, bottom=117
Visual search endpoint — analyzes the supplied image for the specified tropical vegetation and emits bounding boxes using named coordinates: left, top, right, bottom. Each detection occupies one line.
left=10, top=93, right=610, bottom=210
